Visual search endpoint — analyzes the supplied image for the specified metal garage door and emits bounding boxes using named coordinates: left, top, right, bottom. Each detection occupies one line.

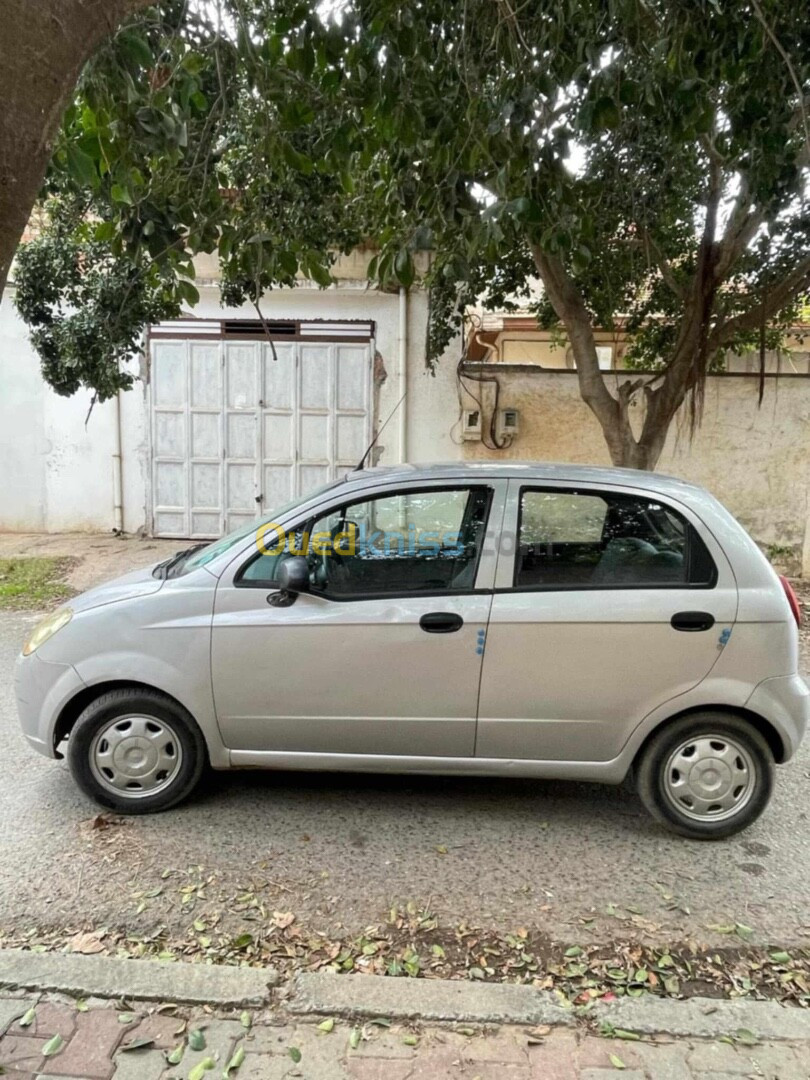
left=149, top=320, right=374, bottom=538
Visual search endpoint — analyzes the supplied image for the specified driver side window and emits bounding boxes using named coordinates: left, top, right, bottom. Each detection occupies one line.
left=308, top=486, right=491, bottom=598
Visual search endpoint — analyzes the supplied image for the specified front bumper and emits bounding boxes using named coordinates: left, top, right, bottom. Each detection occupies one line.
left=14, top=651, right=86, bottom=759
left=745, top=673, right=810, bottom=762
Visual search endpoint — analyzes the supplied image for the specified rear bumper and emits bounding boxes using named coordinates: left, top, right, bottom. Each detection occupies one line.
left=14, top=652, right=86, bottom=759
left=745, top=674, right=810, bottom=761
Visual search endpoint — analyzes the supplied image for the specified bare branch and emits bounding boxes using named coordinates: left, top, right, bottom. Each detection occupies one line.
left=640, top=228, right=685, bottom=300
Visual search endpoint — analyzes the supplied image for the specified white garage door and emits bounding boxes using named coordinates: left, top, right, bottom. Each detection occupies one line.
left=149, top=320, right=374, bottom=538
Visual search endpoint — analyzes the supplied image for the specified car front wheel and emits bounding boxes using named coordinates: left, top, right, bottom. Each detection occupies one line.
left=67, top=688, right=206, bottom=814
left=636, top=712, right=774, bottom=839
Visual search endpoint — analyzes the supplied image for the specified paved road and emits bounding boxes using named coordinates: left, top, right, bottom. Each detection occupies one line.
left=1, top=608, right=809, bottom=949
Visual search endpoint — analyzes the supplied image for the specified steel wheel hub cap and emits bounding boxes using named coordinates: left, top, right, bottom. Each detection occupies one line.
left=663, top=734, right=755, bottom=822
left=90, top=715, right=183, bottom=798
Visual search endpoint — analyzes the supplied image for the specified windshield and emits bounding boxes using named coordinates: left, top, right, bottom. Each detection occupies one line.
left=175, top=480, right=345, bottom=576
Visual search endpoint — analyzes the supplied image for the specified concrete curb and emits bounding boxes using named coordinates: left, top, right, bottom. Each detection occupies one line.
left=594, top=995, right=810, bottom=1041
left=0, top=949, right=276, bottom=1007
left=289, top=972, right=810, bottom=1041
left=290, top=972, right=574, bottom=1026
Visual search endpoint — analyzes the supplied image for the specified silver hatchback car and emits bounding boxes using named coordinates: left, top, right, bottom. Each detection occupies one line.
left=15, top=463, right=808, bottom=838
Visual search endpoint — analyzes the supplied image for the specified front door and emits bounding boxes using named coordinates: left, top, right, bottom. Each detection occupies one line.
left=211, top=481, right=503, bottom=757
left=476, top=480, right=738, bottom=762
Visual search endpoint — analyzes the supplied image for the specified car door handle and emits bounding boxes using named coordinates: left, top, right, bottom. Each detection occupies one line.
left=671, top=611, right=715, bottom=632
left=419, top=612, right=464, bottom=633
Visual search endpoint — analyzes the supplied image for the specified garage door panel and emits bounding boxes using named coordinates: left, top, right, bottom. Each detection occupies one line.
left=226, top=412, right=256, bottom=459
left=152, top=344, right=186, bottom=406
left=226, top=462, right=256, bottom=511
left=336, top=413, right=366, bottom=462
left=191, top=511, right=221, bottom=536
left=191, top=412, right=220, bottom=457
left=264, top=464, right=294, bottom=507
left=300, top=346, right=330, bottom=409
left=190, top=344, right=221, bottom=407
left=263, top=413, right=293, bottom=460
left=155, top=510, right=186, bottom=536
left=155, top=461, right=185, bottom=508
left=336, top=346, right=369, bottom=410
left=299, top=463, right=330, bottom=491
left=191, top=462, right=220, bottom=507
left=299, top=413, right=329, bottom=463
left=264, top=344, right=295, bottom=409
left=154, top=412, right=185, bottom=457
left=226, top=345, right=258, bottom=408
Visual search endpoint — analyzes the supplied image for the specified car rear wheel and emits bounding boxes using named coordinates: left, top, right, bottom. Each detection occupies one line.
left=637, top=712, right=774, bottom=839
left=67, top=689, right=206, bottom=814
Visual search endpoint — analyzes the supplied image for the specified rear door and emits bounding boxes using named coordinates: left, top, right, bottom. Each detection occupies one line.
left=476, top=481, right=738, bottom=762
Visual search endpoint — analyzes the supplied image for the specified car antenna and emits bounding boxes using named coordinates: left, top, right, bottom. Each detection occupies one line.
left=353, top=392, right=407, bottom=472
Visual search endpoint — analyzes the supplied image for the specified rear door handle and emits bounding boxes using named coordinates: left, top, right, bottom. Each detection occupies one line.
left=671, top=611, right=715, bottom=632
left=419, top=612, right=464, bottom=634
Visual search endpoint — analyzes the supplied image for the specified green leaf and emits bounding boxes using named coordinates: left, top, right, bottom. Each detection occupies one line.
left=735, top=1028, right=758, bottom=1045
left=66, top=144, right=98, bottom=189
left=177, top=280, right=200, bottom=306
left=121, top=1037, right=155, bottom=1051
left=394, top=249, right=415, bottom=288
left=349, top=1027, right=361, bottom=1049
left=188, top=1029, right=206, bottom=1051
left=240, top=1011, right=252, bottom=1030
left=166, top=1043, right=184, bottom=1065
left=224, top=1045, right=245, bottom=1075
left=317, top=1018, right=335, bottom=1033
left=118, top=30, right=153, bottom=69
left=18, top=1007, right=36, bottom=1028
left=288, top=1046, right=302, bottom=1063
left=110, top=183, right=133, bottom=205
left=188, top=1058, right=215, bottom=1080
left=402, top=1035, right=419, bottom=1046
left=734, top=923, right=754, bottom=941
left=76, top=999, right=89, bottom=1012
left=565, top=946, right=583, bottom=957
left=118, top=1013, right=135, bottom=1024
left=770, top=951, right=791, bottom=964
left=42, top=1034, right=64, bottom=1057
left=609, top=1054, right=626, bottom=1069
left=613, top=1030, right=641, bottom=1041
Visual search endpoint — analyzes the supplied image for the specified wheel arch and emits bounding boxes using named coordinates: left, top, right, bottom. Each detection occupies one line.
left=633, top=704, right=786, bottom=768
left=52, top=680, right=205, bottom=759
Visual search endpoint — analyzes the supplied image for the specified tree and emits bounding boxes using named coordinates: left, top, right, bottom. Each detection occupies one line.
left=13, top=1, right=810, bottom=469
left=0, top=0, right=157, bottom=298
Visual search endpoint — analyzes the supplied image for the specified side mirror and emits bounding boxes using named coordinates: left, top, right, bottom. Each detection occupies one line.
left=276, top=556, right=310, bottom=594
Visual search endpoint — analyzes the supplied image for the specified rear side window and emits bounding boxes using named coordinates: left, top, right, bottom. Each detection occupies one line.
left=515, top=488, right=716, bottom=589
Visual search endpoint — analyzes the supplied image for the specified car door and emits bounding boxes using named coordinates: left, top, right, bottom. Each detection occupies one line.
left=476, top=480, right=738, bottom=762
left=211, top=480, right=505, bottom=758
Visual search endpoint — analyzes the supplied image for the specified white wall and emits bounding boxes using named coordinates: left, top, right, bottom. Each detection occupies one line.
left=0, top=290, right=148, bottom=533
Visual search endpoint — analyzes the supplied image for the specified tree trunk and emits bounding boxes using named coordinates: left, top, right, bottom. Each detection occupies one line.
left=0, top=0, right=154, bottom=299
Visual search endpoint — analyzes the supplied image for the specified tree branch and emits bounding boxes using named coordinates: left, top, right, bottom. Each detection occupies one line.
left=640, top=228, right=685, bottom=300
left=709, top=255, right=810, bottom=351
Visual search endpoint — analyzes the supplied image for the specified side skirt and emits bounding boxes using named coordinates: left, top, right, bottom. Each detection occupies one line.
left=227, top=749, right=628, bottom=784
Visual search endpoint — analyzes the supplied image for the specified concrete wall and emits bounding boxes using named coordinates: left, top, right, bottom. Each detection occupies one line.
left=460, top=366, right=810, bottom=572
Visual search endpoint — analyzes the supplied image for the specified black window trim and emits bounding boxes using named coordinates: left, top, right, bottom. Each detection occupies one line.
left=234, top=483, right=495, bottom=601
left=509, top=484, right=718, bottom=593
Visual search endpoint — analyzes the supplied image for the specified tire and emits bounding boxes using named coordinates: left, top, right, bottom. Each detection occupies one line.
left=67, top=688, right=207, bottom=814
left=636, top=712, right=775, bottom=839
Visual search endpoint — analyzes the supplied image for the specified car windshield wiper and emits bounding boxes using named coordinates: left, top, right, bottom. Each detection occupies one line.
left=152, top=543, right=208, bottom=580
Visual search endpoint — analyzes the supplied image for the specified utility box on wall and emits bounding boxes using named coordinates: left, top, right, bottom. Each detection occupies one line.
left=496, top=407, right=520, bottom=442
left=462, top=408, right=482, bottom=441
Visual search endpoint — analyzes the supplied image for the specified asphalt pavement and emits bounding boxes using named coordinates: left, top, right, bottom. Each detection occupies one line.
left=1, top=607, right=809, bottom=949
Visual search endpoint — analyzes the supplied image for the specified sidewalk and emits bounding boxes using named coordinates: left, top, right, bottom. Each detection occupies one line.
left=1, top=988, right=808, bottom=1080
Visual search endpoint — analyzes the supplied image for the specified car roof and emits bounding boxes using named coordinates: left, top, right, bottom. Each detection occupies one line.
left=342, top=461, right=707, bottom=499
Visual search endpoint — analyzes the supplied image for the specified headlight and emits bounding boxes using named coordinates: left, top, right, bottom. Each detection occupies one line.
left=22, top=608, right=73, bottom=656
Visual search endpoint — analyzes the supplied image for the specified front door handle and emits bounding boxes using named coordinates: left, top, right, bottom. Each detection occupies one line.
left=419, top=612, right=464, bottom=634
left=671, top=610, right=715, bottom=632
